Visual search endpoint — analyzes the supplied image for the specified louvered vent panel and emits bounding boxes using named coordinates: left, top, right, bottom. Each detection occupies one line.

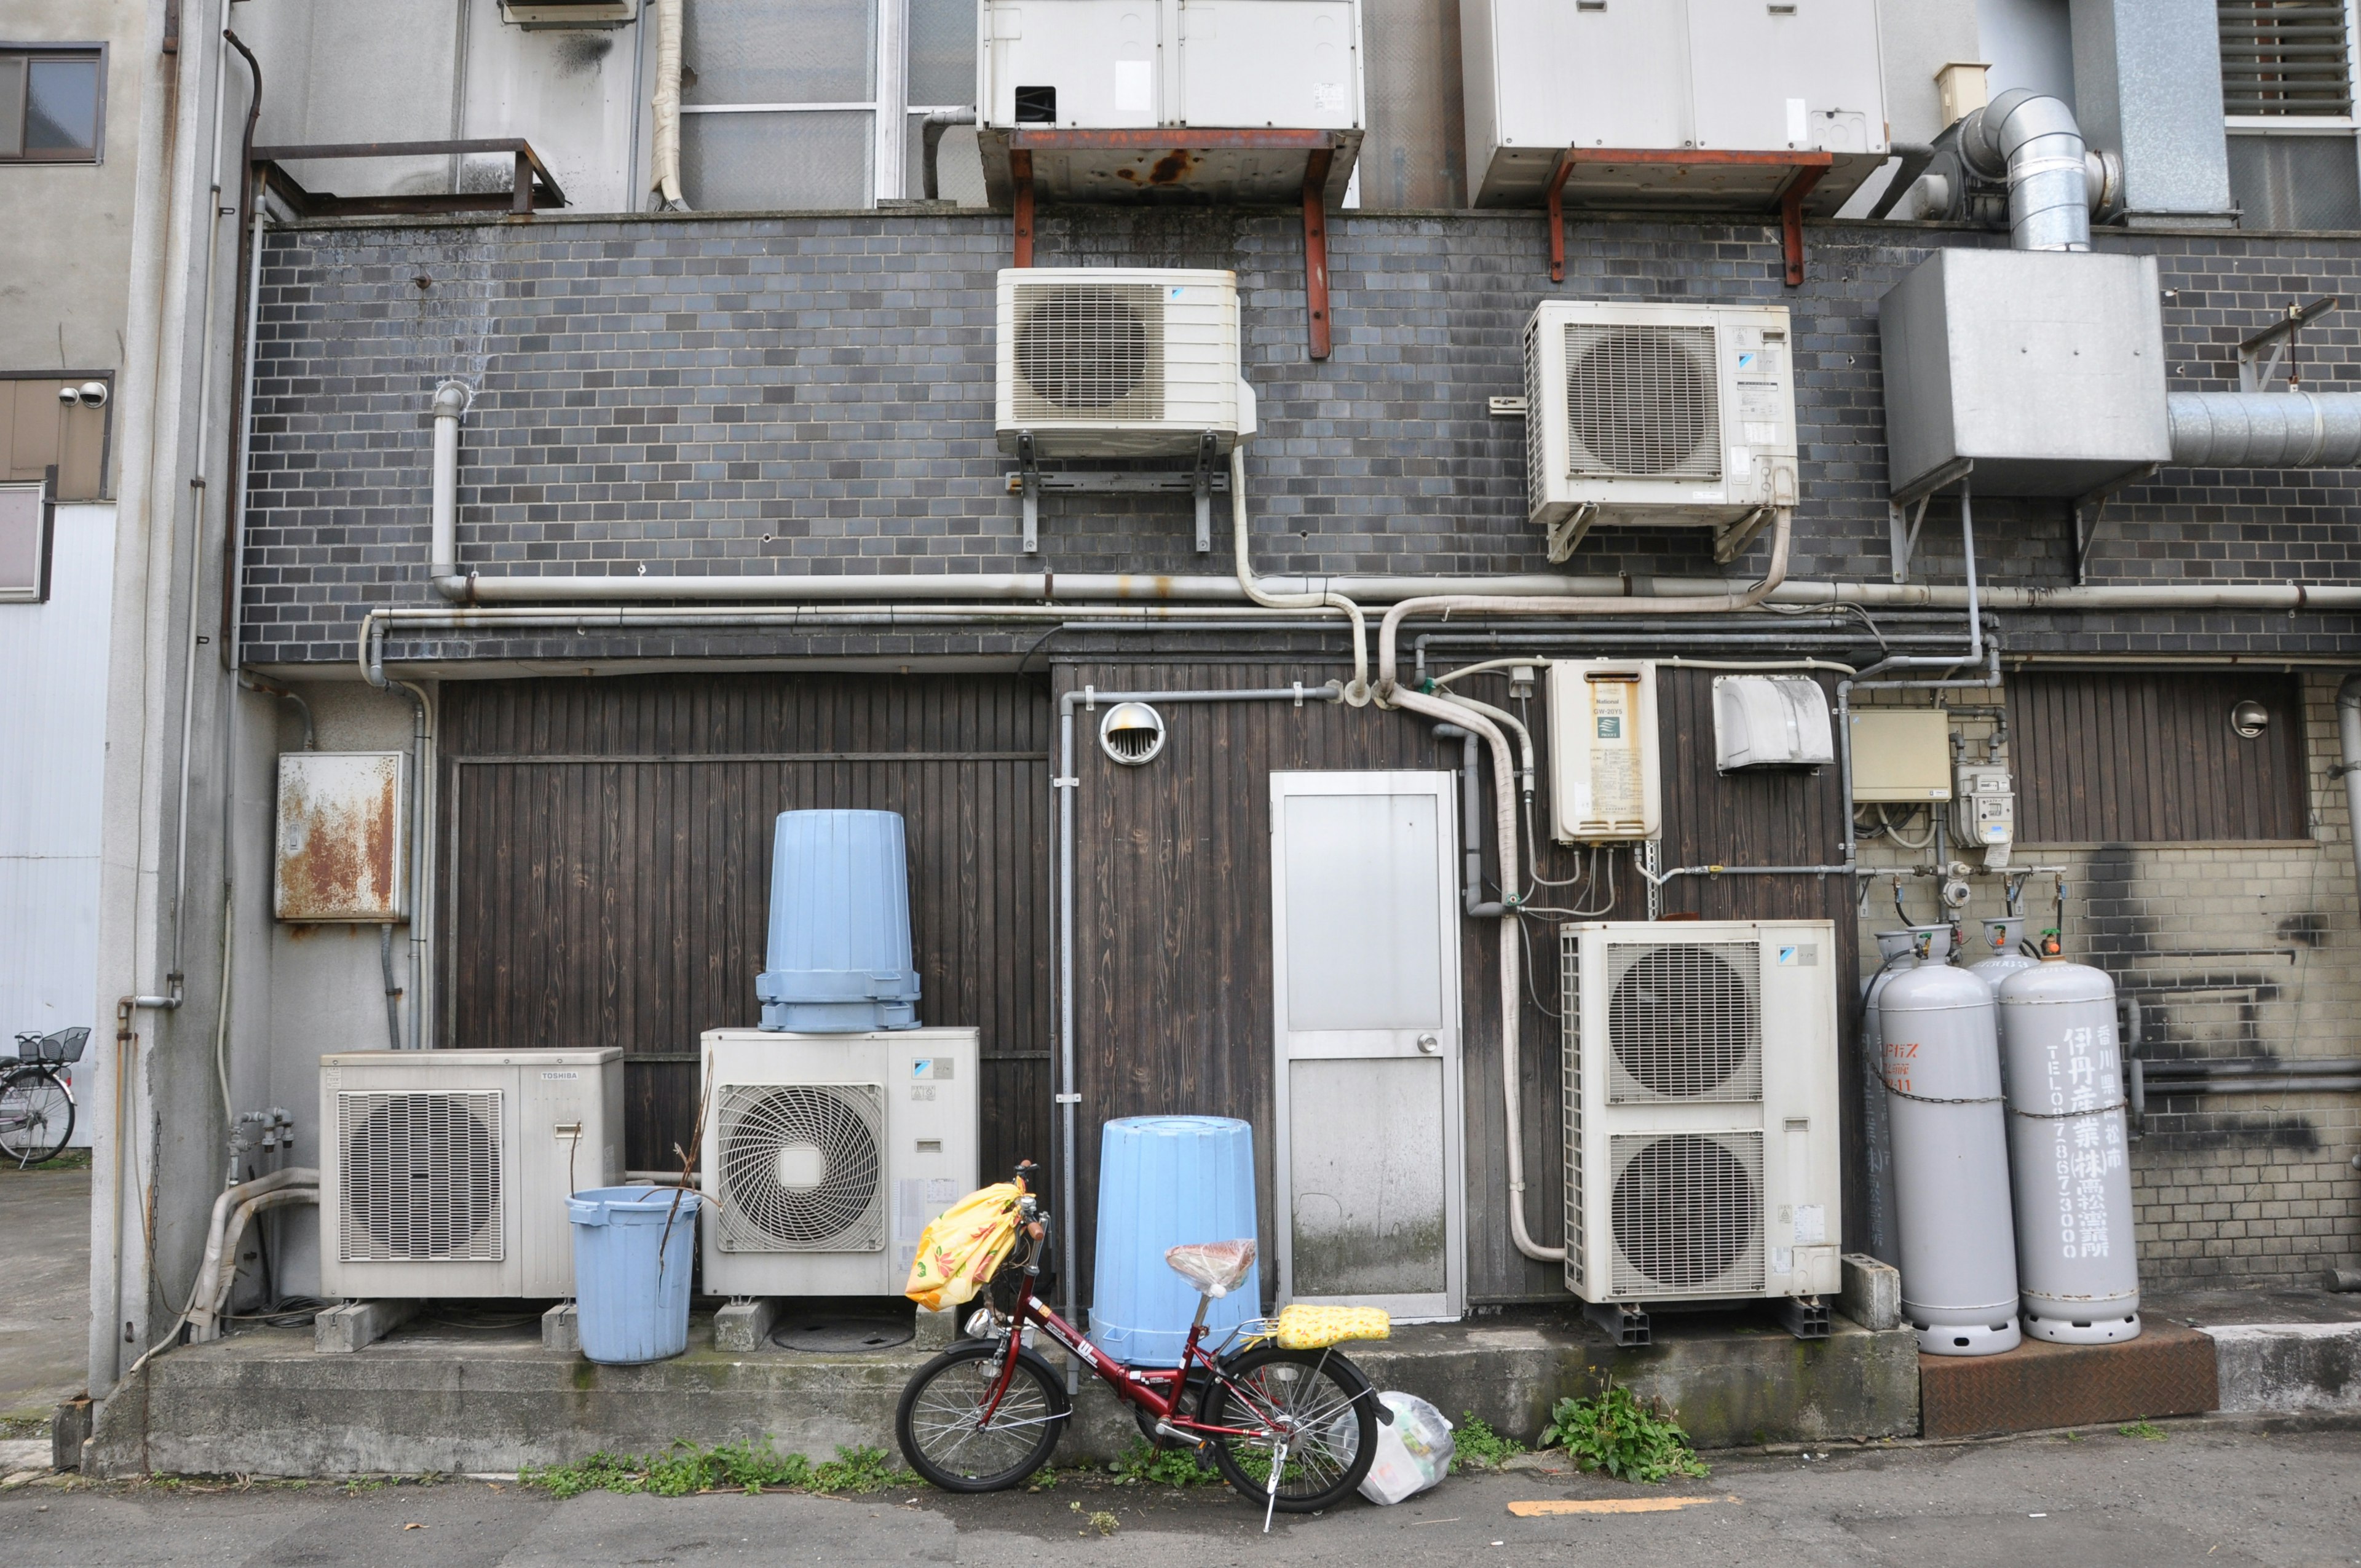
left=1010, top=283, right=1166, bottom=423
left=1608, top=1131, right=1763, bottom=1298
left=1604, top=941, right=1763, bottom=1104
left=1525, top=315, right=1550, bottom=523
left=2219, top=0, right=2354, bottom=116
left=339, top=1090, right=504, bottom=1262
left=1560, top=925, right=1584, bottom=1290
left=716, top=1083, right=887, bottom=1253
left=1562, top=324, right=1721, bottom=480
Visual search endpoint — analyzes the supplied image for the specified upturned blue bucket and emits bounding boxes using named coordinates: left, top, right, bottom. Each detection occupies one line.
left=1090, top=1117, right=1260, bottom=1366
left=756, top=809, right=922, bottom=1031
left=568, top=1186, right=701, bottom=1364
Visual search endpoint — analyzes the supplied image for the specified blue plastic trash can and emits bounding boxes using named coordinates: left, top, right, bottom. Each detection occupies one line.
left=569, top=1185, right=702, bottom=1364
left=1090, top=1117, right=1260, bottom=1366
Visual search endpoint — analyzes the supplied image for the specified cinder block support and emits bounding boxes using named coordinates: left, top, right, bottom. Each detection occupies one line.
left=541, top=1302, right=579, bottom=1355
left=914, top=1307, right=958, bottom=1352
left=1840, top=1253, right=1902, bottom=1332
left=314, top=1299, right=417, bottom=1354
left=713, top=1299, right=780, bottom=1354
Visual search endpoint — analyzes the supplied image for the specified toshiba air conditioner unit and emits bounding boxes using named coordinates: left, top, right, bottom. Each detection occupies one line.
left=701, top=1029, right=979, bottom=1297
left=1548, top=659, right=1660, bottom=844
left=1523, top=301, right=1798, bottom=563
left=319, top=1049, right=622, bottom=1299
left=1560, top=922, right=1841, bottom=1320
left=996, top=268, right=1249, bottom=459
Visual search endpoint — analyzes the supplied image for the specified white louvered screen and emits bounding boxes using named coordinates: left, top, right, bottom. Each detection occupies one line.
left=338, top=1090, right=505, bottom=1263
left=1607, top=1130, right=1765, bottom=1299
left=715, top=1082, right=888, bottom=1253
left=1562, top=324, right=1722, bottom=480
left=2219, top=0, right=2355, bottom=116
left=1524, top=315, right=1551, bottom=525
left=1604, top=941, right=1763, bottom=1104
left=1560, top=925, right=1585, bottom=1291
left=1010, top=282, right=1166, bottom=424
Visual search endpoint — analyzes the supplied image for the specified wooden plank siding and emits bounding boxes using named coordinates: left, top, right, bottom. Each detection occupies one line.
left=2009, top=671, right=2310, bottom=844
left=435, top=675, right=1054, bottom=1174
left=1059, top=660, right=1861, bottom=1307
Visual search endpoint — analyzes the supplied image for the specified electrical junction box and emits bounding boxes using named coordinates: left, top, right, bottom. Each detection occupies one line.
left=500, top=0, right=638, bottom=25
left=1712, top=675, right=1835, bottom=772
left=1955, top=764, right=2015, bottom=860
left=1847, top=710, right=1950, bottom=803
left=1548, top=660, right=1659, bottom=843
left=275, top=752, right=408, bottom=922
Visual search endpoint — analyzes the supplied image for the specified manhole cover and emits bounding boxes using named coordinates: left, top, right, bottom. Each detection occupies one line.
left=769, top=1314, right=914, bottom=1353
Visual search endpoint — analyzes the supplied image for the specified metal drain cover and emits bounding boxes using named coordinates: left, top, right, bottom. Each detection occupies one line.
left=768, top=1313, right=915, bottom=1353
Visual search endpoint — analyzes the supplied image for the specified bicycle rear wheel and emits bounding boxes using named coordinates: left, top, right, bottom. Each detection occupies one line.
left=0, top=1068, right=73, bottom=1166
left=896, top=1338, right=1070, bottom=1492
left=1201, top=1345, right=1377, bottom=1513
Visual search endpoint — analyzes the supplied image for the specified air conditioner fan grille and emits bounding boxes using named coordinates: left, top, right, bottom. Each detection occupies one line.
left=716, top=1083, right=887, bottom=1253
left=1608, top=1131, right=1763, bottom=1297
left=1605, top=941, right=1762, bottom=1102
left=1563, top=324, right=1722, bottom=480
left=338, top=1090, right=504, bottom=1263
left=1011, top=283, right=1166, bottom=423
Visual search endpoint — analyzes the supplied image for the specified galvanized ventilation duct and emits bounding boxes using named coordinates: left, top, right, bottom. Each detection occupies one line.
left=2168, top=390, right=2361, bottom=467
left=1957, top=90, right=2090, bottom=251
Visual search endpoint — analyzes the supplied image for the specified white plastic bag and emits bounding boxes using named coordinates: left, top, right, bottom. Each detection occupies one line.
left=1355, top=1392, right=1455, bottom=1505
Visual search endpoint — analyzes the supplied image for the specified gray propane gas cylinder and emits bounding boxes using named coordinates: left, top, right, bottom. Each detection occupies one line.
left=1880, top=957, right=2023, bottom=1356
left=1969, top=916, right=2038, bottom=996
left=1997, top=955, right=2142, bottom=1345
left=1860, top=925, right=1955, bottom=1267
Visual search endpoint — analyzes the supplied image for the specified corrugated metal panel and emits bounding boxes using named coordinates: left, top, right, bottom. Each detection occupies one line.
left=2010, top=671, right=2309, bottom=844
left=438, top=675, right=1053, bottom=1174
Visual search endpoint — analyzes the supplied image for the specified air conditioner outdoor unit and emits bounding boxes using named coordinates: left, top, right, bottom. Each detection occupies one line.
left=700, top=1028, right=979, bottom=1297
left=1523, top=301, right=1798, bottom=563
left=318, top=1049, right=622, bottom=1299
left=1560, top=922, right=1841, bottom=1323
left=995, top=268, right=1248, bottom=459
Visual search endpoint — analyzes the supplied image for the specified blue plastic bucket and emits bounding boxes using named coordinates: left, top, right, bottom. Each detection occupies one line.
left=569, top=1185, right=702, bottom=1364
left=1090, top=1117, right=1260, bottom=1366
left=756, top=809, right=922, bottom=1031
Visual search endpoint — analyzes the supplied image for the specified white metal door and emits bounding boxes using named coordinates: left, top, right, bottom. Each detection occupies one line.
left=1270, top=771, right=1463, bottom=1321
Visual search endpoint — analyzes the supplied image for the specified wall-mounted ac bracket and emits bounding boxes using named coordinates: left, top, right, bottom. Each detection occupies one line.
left=2237, top=295, right=2339, bottom=393
left=1544, top=148, right=1831, bottom=288
left=1712, top=504, right=1779, bottom=565
left=1886, top=456, right=1973, bottom=583
left=1000, top=436, right=1233, bottom=555
left=2070, top=463, right=2158, bottom=585
left=1543, top=501, right=1598, bottom=564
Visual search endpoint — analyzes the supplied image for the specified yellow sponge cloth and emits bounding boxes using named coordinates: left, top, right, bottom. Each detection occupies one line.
left=1270, top=1302, right=1391, bottom=1349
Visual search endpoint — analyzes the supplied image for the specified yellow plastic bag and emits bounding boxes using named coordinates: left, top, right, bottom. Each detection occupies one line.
left=1270, top=1302, right=1391, bottom=1349
left=904, top=1181, right=1024, bottom=1312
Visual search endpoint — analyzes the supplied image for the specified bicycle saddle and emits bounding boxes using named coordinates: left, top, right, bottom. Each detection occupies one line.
left=1165, top=1240, right=1256, bottom=1297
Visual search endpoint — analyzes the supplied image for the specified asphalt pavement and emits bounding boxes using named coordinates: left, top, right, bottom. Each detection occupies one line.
left=0, top=1160, right=89, bottom=1427
left=0, top=1417, right=2352, bottom=1567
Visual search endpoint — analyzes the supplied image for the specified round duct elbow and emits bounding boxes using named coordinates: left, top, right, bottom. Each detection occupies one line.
left=1961, top=89, right=2089, bottom=252
left=2169, top=391, right=2361, bottom=469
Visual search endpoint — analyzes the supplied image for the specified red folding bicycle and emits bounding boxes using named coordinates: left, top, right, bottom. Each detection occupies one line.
left=894, top=1163, right=1386, bottom=1524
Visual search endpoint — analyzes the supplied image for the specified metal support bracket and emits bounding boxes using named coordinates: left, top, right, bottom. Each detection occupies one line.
left=1543, top=501, right=1599, bottom=564
left=1302, top=148, right=1334, bottom=360
left=1016, top=430, right=1041, bottom=554
left=1778, top=1294, right=1832, bottom=1341
left=2237, top=295, right=2338, bottom=392
left=2070, top=464, right=2157, bottom=585
left=1011, top=148, right=1035, bottom=267
left=1886, top=456, right=1974, bottom=583
left=1546, top=148, right=1830, bottom=287
left=1583, top=1301, right=1651, bottom=1348
left=1192, top=431, right=1219, bottom=553
left=1712, top=504, right=1778, bottom=565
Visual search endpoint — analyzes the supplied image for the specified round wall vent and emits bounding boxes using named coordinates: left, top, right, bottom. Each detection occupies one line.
left=2229, top=699, right=2269, bottom=739
left=1099, top=702, right=1166, bottom=766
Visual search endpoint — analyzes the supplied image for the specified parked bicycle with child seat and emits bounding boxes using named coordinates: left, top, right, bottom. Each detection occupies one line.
left=2, top=1028, right=85, bottom=1166
left=895, top=1162, right=1391, bottom=1528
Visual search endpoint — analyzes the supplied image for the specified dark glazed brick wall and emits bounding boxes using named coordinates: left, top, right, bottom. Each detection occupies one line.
left=242, top=210, right=2361, bottom=665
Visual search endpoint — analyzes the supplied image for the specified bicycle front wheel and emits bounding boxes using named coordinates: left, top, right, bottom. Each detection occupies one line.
left=895, top=1338, right=1070, bottom=1492
left=0, top=1068, right=73, bottom=1165
left=1202, top=1345, right=1377, bottom=1513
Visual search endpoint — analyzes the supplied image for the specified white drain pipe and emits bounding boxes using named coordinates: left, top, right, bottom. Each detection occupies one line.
left=2339, top=676, right=2361, bottom=914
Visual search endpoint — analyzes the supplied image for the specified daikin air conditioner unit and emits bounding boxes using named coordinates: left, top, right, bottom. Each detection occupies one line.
left=318, top=1049, right=622, bottom=1298
left=701, top=1029, right=980, bottom=1296
left=1560, top=923, right=1841, bottom=1315
left=1523, top=301, right=1798, bottom=563
left=995, top=268, right=1249, bottom=459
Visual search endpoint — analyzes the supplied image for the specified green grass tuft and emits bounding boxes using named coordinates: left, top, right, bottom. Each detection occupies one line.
left=1112, top=1441, right=1221, bottom=1487
left=1449, top=1414, right=1527, bottom=1473
left=2118, top=1420, right=2169, bottom=1441
left=1540, top=1377, right=1709, bottom=1484
left=520, top=1439, right=910, bottom=1499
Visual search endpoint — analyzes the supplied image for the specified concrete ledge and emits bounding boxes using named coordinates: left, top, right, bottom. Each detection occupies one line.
left=2204, top=1323, right=2361, bottom=1414
left=1920, top=1324, right=2219, bottom=1439
left=87, top=1304, right=1920, bottom=1478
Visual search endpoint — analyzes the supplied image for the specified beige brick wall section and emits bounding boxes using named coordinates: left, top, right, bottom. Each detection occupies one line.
left=1854, top=671, right=2361, bottom=1289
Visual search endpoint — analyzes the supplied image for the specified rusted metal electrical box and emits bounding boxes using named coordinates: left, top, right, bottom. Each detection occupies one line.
left=274, top=752, right=408, bottom=922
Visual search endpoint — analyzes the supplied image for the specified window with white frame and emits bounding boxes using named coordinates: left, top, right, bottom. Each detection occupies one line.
left=679, top=0, right=980, bottom=209
left=2219, top=0, right=2361, bottom=229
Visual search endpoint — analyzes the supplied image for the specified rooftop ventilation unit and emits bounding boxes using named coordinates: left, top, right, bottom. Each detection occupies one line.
left=700, top=1029, right=979, bottom=1297
left=997, top=268, right=1245, bottom=459
left=1560, top=923, right=1840, bottom=1334
left=318, top=1049, right=622, bottom=1299
left=1523, top=301, right=1797, bottom=563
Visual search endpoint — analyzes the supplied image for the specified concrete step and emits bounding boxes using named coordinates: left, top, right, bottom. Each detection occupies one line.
left=1918, top=1323, right=2220, bottom=1439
